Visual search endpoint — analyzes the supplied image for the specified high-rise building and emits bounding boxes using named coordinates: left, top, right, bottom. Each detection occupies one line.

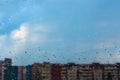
left=11, top=66, right=18, bottom=80
left=67, top=63, right=78, bottom=80
left=4, top=58, right=12, bottom=66
left=92, top=63, right=104, bottom=80
left=26, top=65, right=32, bottom=80
left=18, top=66, right=26, bottom=80
left=52, top=64, right=61, bottom=80
left=4, top=66, right=18, bottom=80
left=31, top=63, right=42, bottom=80
left=60, top=64, right=67, bottom=80
left=116, top=63, right=120, bottom=80
left=41, top=62, right=51, bottom=80
left=23, top=66, right=27, bottom=80
left=4, top=65, right=12, bottom=80
left=0, top=58, right=12, bottom=80
left=2, top=58, right=120, bottom=80
left=0, top=61, right=3, bottom=80
left=103, top=64, right=118, bottom=80
left=78, top=64, right=93, bottom=80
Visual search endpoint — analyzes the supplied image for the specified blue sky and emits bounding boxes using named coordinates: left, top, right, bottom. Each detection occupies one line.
left=0, top=0, right=120, bottom=65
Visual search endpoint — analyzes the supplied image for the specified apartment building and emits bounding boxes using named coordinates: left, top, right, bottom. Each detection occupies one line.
left=92, top=63, right=104, bottom=80
left=32, top=63, right=42, bottom=80
left=103, top=64, right=118, bottom=80
left=116, top=63, right=120, bottom=80
left=78, top=64, right=93, bottom=80
left=18, top=66, right=28, bottom=80
left=41, top=62, right=51, bottom=80
left=52, top=64, right=61, bottom=80
left=0, top=61, right=3, bottom=80
left=60, top=64, right=67, bottom=80
left=2, top=58, right=120, bottom=80
left=26, top=65, right=32, bottom=80
left=67, top=63, right=78, bottom=80
left=4, top=66, right=18, bottom=80
left=0, top=58, right=12, bottom=80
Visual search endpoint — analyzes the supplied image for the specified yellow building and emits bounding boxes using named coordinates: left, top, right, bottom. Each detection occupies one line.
left=32, top=63, right=42, bottom=80
left=60, top=64, right=67, bottom=80
left=78, top=64, right=93, bottom=80
left=67, top=63, right=78, bottom=80
left=41, top=62, right=51, bottom=80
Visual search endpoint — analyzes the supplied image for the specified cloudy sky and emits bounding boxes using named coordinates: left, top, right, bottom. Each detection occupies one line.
left=0, top=0, right=120, bottom=65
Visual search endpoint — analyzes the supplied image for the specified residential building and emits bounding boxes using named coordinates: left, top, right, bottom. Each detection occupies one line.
left=4, top=66, right=18, bottom=80
left=92, top=63, right=104, bottom=80
left=41, top=62, right=51, bottom=80
left=1, top=58, right=12, bottom=80
left=52, top=64, right=61, bottom=80
left=26, top=65, right=32, bottom=80
left=103, top=64, right=118, bottom=80
left=60, top=64, right=67, bottom=80
left=18, top=66, right=24, bottom=80
left=32, top=63, right=42, bottom=80
left=1, top=58, right=120, bottom=80
left=0, top=61, right=3, bottom=80
left=78, top=64, right=93, bottom=80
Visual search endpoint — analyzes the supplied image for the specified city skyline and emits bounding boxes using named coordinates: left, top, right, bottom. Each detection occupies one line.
left=0, top=0, right=120, bottom=65
left=0, top=58, right=120, bottom=80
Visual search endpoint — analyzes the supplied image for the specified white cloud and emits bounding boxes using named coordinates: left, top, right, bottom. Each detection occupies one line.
left=10, top=23, right=49, bottom=43
left=9, top=23, right=50, bottom=54
left=11, top=24, right=28, bottom=42
left=0, top=23, right=51, bottom=63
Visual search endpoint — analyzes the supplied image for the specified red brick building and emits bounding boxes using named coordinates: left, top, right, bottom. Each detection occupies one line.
left=52, top=64, right=61, bottom=80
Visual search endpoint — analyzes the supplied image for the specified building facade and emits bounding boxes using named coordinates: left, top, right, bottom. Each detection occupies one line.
left=32, top=63, right=42, bottom=80
left=78, top=64, right=93, bottom=80
left=41, top=62, right=51, bottom=80
left=67, top=63, right=78, bottom=80
left=18, top=66, right=26, bottom=80
left=1, top=58, right=120, bottom=80
left=26, top=65, right=32, bottom=80
left=60, top=64, right=68, bottom=80
left=52, top=64, right=61, bottom=80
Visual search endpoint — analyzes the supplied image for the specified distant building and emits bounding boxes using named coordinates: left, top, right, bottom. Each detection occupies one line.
left=18, top=66, right=27, bottom=80
left=116, top=63, right=120, bottom=80
left=4, top=65, right=12, bottom=80
left=0, top=61, right=3, bottom=80
left=4, top=58, right=12, bottom=66
left=11, top=66, right=18, bottom=80
left=31, top=63, right=42, bottom=80
left=0, top=58, right=12, bottom=80
left=26, top=65, right=32, bottom=80
left=67, top=63, right=78, bottom=80
left=78, top=64, right=93, bottom=80
left=2, top=58, right=120, bottom=80
left=52, top=64, right=61, bottom=80
left=23, top=66, right=27, bottom=80
left=106, top=72, right=112, bottom=80
left=92, top=63, right=104, bottom=80
left=103, top=64, right=118, bottom=80
left=4, top=66, right=18, bottom=80
left=41, top=62, right=51, bottom=80
left=60, top=64, right=67, bottom=80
